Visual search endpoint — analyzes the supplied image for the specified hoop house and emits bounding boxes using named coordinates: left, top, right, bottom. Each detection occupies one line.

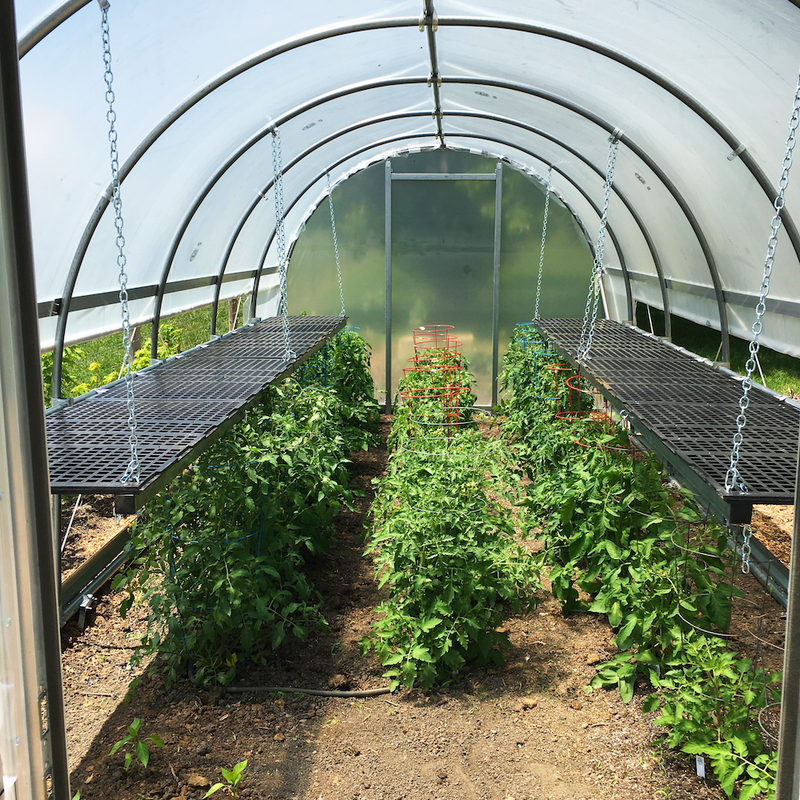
left=3, top=0, right=800, bottom=797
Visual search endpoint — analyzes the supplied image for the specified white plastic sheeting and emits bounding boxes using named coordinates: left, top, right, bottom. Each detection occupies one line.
left=14, top=0, right=800, bottom=356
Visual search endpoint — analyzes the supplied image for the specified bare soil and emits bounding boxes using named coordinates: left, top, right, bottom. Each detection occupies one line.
left=60, top=417, right=789, bottom=800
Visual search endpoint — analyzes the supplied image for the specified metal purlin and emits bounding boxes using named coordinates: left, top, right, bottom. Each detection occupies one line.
left=726, top=73, right=800, bottom=504
left=326, top=173, right=346, bottom=317
left=271, top=127, right=294, bottom=361
left=578, top=133, right=619, bottom=361
left=534, top=166, right=552, bottom=320
left=99, top=0, right=139, bottom=483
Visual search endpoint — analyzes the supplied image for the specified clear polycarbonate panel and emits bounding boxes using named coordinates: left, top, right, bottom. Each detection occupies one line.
left=12, top=0, right=55, bottom=33
left=442, top=84, right=708, bottom=291
left=259, top=137, right=440, bottom=279
left=443, top=116, right=659, bottom=288
left=63, top=296, right=156, bottom=349
left=63, top=28, right=430, bottom=301
left=15, top=0, right=800, bottom=362
left=288, top=151, right=593, bottom=401
left=729, top=305, right=800, bottom=362
left=602, top=271, right=626, bottom=323
left=287, top=165, right=386, bottom=381
left=19, top=4, right=424, bottom=301
left=623, top=272, right=665, bottom=313
left=437, top=135, right=625, bottom=295
left=210, top=116, right=437, bottom=292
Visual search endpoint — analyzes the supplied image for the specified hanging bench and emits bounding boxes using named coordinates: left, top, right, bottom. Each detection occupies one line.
left=46, top=314, right=346, bottom=514
left=535, top=318, right=800, bottom=525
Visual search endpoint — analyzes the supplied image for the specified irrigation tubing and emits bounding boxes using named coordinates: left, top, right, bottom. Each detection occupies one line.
left=224, top=686, right=392, bottom=698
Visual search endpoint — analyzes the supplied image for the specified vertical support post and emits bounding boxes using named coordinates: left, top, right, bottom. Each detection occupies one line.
left=776, top=428, right=800, bottom=800
left=0, top=2, right=70, bottom=795
left=51, top=494, right=60, bottom=600
left=491, top=162, right=503, bottom=408
left=384, top=160, right=392, bottom=413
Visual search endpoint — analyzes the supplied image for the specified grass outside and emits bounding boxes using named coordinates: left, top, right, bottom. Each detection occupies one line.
left=44, top=299, right=246, bottom=401
left=636, top=304, right=800, bottom=397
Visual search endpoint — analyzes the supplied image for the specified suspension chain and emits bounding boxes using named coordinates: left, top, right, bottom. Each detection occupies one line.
left=271, top=127, right=294, bottom=361
left=534, top=168, right=552, bottom=321
left=101, top=2, right=140, bottom=484
left=578, top=135, right=619, bottom=361
left=326, top=173, right=346, bottom=318
left=741, top=524, right=753, bottom=575
left=725, top=73, right=800, bottom=493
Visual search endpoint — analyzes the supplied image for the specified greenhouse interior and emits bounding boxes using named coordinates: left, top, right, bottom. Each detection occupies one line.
left=2, top=0, right=800, bottom=798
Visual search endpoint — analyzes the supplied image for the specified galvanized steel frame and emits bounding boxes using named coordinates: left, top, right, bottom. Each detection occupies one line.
left=38, top=12, right=800, bottom=393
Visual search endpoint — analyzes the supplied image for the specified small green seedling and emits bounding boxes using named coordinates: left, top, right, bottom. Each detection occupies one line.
left=109, top=718, right=165, bottom=770
left=204, top=760, right=248, bottom=800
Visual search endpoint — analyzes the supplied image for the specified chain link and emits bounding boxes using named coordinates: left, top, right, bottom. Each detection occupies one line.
left=578, top=135, right=619, bottom=361
left=725, top=73, right=800, bottom=493
left=741, top=524, right=753, bottom=574
left=271, top=127, right=294, bottom=361
left=102, top=5, right=140, bottom=484
left=326, top=173, right=346, bottom=318
left=534, top=168, right=552, bottom=320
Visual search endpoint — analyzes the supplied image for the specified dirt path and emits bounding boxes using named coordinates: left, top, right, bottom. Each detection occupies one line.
left=61, top=417, right=784, bottom=800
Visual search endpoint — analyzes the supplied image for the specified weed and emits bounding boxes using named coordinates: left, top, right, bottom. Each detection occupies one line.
left=204, top=760, right=248, bottom=800
left=109, top=718, right=165, bottom=771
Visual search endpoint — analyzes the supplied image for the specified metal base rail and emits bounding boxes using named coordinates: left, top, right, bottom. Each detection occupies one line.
left=59, top=524, right=132, bottom=625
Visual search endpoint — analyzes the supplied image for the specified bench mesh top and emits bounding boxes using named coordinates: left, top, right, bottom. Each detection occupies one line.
left=535, top=318, right=800, bottom=517
left=46, top=315, right=346, bottom=510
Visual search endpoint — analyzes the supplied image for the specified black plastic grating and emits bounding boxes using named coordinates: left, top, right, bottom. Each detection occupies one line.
left=537, top=318, right=800, bottom=506
left=46, top=315, right=344, bottom=494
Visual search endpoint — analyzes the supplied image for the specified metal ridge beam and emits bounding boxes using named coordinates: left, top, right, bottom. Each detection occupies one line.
left=422, top=0, right=445, bottom=146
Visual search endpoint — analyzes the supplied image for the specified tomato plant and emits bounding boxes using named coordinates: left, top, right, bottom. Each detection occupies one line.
left=115, top=330, right=378, bottom=688
left=499, top=325, right=780, bottom=799
left=362, top=342, right=540, bottom=689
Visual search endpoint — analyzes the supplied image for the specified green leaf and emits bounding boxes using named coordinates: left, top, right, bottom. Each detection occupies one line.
left=271, top=621, right=286, bottom=650
left=615, top=615, right=638, bottom=650
left=401, top=660, right=417, bottom=687
left=605, top=540, right=622, bottom=560
left=204, top=783, right=225, bottom=798
left=136, top=739, right=150, bottom=768
left=619, top=674, right=634, bottom=704
left=410, top=645, right=433, bottom=662
left=109, top=739, right=127, bottom=756
left=642, top=694, right=660, bottom=713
